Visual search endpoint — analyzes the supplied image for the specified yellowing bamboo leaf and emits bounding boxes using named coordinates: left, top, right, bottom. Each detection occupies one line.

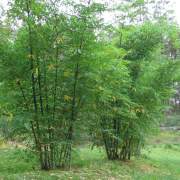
left=64, top=95, right=72, bottom=101
left=64, top=71, right=71, bottom=77
left=112, top=107, right=118, bottom=112
left=7, top=112, right=13, bottom=121
left=135, top=107, right=144, bottom=113
left=48, top=64, right=55, bottom=70
left=57, top=37, right=63, bottom=43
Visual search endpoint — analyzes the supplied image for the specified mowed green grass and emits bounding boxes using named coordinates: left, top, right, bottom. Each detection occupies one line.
left=0, top=131, right=180, bottom=180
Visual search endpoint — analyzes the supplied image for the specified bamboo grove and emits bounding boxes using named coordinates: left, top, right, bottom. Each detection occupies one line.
left=0, top=0, right=180, bottom=170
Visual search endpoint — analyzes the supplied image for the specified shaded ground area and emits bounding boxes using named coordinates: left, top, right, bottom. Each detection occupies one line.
left=0, top=131, right=180, bottom=180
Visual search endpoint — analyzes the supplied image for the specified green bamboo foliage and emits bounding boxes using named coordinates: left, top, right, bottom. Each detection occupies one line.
left=3, top=0, right=104, bottom=169
left=0, top=0, right=179, bottom=170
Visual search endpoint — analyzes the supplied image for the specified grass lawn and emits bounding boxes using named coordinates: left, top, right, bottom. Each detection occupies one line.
left=0, top=131, right=180, bottom=180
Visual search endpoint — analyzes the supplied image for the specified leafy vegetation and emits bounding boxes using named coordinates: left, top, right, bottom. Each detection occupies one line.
left=0, top=131, right=180, bottom=179
left=0, top=0, right=180, bottom=176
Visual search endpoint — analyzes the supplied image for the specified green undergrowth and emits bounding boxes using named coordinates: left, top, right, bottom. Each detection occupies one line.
left=0, top=131, right=180, bottom=180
